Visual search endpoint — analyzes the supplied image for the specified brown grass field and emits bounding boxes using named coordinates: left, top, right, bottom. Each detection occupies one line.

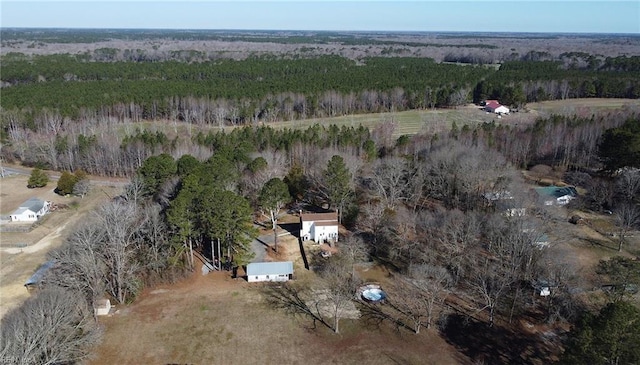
left=0, top=173, right=122, bottom=318
left=89, top=237, right=464, bottom=365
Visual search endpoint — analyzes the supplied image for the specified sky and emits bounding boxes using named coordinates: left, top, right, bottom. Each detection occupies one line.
left=1, top=1, right=639, bottom=34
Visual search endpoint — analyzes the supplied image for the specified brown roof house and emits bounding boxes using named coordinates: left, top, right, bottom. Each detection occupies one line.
left=300, top=212, right=339, bottom=243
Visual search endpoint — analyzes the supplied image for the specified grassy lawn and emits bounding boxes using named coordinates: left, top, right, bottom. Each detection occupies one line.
left=121, top=98, right=640, bottom=141
left=89, top=270, right=461, bottom=365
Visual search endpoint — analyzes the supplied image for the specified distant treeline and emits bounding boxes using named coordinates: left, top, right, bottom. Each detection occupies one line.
left=1, top=54, right=639, bottom=128
left=0, top=56, right=492, bottom=123
left=0, top=28, right=496, bottom=48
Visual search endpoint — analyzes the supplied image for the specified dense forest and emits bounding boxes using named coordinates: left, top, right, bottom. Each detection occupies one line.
left=1, top=53, right=639, bottom=125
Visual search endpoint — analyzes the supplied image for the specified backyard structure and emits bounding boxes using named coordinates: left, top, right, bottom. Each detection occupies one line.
left=300, top=212, right=339, bottom=243
left=10, top=197, right=51, bottom=222
left=94, top=299, right=112, bottom=316
left=535, top=186, right=577, bottom=206
left=246, top=261, right=294, bottom=282
left=24, top=260, right=55, bottom=293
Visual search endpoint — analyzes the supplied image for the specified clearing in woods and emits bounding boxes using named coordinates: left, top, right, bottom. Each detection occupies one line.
left=89, top=236, right=463, bottom=365
left=110, top=98, right=640, bottom=140
left=0, top=172, right=122, bottom=319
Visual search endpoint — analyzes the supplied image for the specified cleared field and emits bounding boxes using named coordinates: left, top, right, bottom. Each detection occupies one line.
left=119, top=98, right=640, bottom=141
left=527, top=98, right=640, bottom=114
left=0, top=173, right=123, bottom=319
left=88, top=234, right=455, bottom=364
left=271, top=98, right=640, bottom=137
left=89, top=266, right=462, bottom=365
left=262, top=105, right=505, bottom=137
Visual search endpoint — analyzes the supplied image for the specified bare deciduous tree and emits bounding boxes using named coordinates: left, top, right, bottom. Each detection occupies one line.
left=0, top=288, right=101, bottom=365
left=72, top=177, right=91, bottom=198
left=339, top=234, right=370, bottom=265
left=535, top=261, right=579, bottom=323
left=97, top=200, right=141, bottom=304
left=317, top=257, right=361, bottom=333
left=46, top=222, right=108, bottom=308
left=616, top=169, right=640, bottom=203
left=388, top=264, right=452, bottom=333
left=614, top=203, right=640, bottom=252
left=261, top=283, right=331, bottom=331
left=368, top=157, right=415, bottom=209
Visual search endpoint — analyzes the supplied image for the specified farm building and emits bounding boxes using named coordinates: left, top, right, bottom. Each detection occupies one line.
left=534, top=234, right=550, bottom=248
left=535, top=186, right=577, bottom=206
left=10, top=197, right=51, bottom=222
left=300, top=212, right=339, bottom=243
left=24, top=260, right=56, bottom=293
left=484, top=100, right=510, bottom=115
left=246, top=261, right=294, bottom=282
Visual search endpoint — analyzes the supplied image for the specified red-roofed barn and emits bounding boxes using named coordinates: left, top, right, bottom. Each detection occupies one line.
left=485, top=101, right=510, bottom=115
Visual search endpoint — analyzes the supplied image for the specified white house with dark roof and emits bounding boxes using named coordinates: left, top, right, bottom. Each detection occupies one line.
left=246, top=261, right=293, bottom=282
left=300, top=212, right=339, bottom=243
left=10, top=198, right=51, bottom=222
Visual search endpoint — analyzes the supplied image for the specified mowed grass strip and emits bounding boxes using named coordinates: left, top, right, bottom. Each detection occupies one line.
left=117, top=98, right=640, bottom=140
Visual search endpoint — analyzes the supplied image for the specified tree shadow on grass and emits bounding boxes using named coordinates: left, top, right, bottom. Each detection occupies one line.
left=258, top=282, right=332, bottom=332
left=582, top=237, right=617, bottom=251
left=440, top=314, right=559, bottom=365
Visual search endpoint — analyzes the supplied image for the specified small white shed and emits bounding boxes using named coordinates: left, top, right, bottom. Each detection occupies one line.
left=93, top=299, right=111, bottom=316
left=246, top=261, right=293, bottom=283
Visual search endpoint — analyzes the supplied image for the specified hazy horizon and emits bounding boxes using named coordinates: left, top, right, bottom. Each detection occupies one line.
left=2, top=27, right=638, bottom=36
left=2, top=1, right=639, bottom=34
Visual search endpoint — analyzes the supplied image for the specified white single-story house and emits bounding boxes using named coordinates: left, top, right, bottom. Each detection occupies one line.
left=535, top=186, right=578, bottom=206
left=10, top=198, right=51, bottom=222
left=246, top=261, right=294, bottom=282
left=484, top=101, right=510, bottom=115
left=300, top=212, right=339, bottom=243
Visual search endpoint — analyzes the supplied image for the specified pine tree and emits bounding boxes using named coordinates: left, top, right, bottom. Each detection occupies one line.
left=323, top=155, right=353, bottom=223
left=56, top=171, right=78, bottom=196
left=561, top=301, right=640, bottom=365
left=27, top=168, right=49, bottom=188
